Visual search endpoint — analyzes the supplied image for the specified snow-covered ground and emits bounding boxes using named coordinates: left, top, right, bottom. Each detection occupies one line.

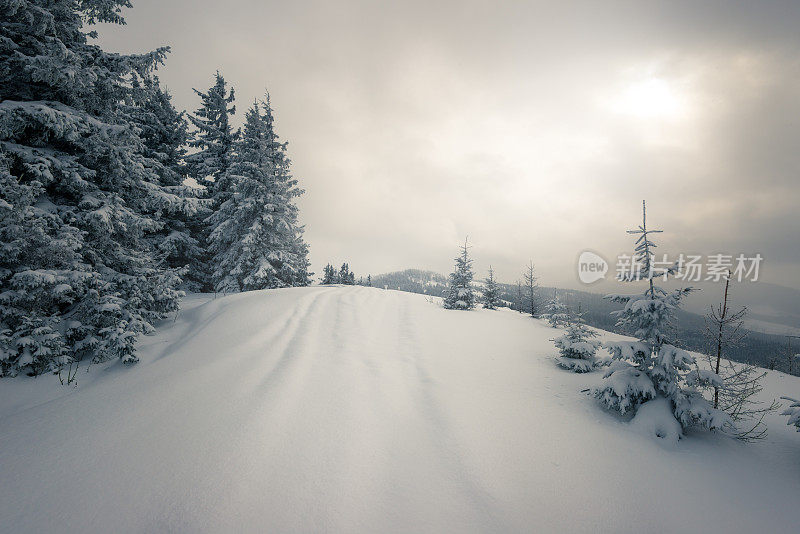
left=1, top=286, right=798, bottom=533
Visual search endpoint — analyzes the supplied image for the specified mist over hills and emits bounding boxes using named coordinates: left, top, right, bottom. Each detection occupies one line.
left=586, top=277, right=800, bottom=335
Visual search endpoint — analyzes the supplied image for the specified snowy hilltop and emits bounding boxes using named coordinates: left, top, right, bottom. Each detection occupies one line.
left=1, top=287, right=798, bottom=533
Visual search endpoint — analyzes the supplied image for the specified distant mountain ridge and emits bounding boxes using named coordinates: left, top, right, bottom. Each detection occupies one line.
left=588, top=278, right=800, bottom=336
left=370, top=269, right=448, bottom=294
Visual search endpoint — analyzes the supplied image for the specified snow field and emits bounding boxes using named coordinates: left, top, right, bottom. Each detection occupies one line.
left=1, top=286, right=798, bottom=533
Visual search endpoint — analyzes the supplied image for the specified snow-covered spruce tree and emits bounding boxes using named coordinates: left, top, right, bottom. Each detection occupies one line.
left=339, top=263, right=355, bottom=285
left=543, top=290, right=570, bottom=327
left=291, top=233, right=311, bottom=286
left=554, top=306, right=601, bottom=372
left=127, top=76, right=209, bottom=291
left=481, top=266, right=501, bottom=309
left=781, top=397, right=800, bottom=432
left=595, top=201, right=729, bottom=432
left=185, top=71, right=238, bottom=199
left=443, top=238, right=475, bottom=310
left=206, top=97, right=309, bottom=292
left=184, top=72, right=238, bottom=290
left=321, top=264, right=337, bottom=284
left=0, top=0, right=188, bottom=375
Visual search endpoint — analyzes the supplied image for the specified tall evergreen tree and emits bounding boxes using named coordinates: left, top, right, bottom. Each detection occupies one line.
left=481, top=266, right=501, bottom=309
left=321, top=264, right=338, bottom=285
left=339, top=263, right=351, bottom=284
left=127, top=76, right=208, bottom=290
left=443, top=238, right=475, bottom=310
left=185, top=71, right=238, bottom=290
left=206, top=97, right=309, bottom=292
left=186, top=71, right=237, bottom=199
left=0, top=0, right=188, bottom=375
left=595, top=201, right=729, bottom=431
left=291, top=233, right=311, bottom=286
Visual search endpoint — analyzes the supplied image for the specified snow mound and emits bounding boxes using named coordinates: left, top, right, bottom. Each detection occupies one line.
left=629, top=397, right=683, bottom=445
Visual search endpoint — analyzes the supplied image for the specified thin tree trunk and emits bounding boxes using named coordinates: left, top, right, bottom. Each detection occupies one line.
left=713, top=275, right=731, bottom=409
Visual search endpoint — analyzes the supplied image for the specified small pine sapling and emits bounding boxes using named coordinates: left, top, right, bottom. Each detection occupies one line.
left=554, top=306, right=601, bottom=372
left=543, top=290, right=571, bottom=328
left=443, top=238, right=475, bottom=310
left=522, top=261, right=539, bottom=317
left=481, top=266, right=502, bottom=309
left=703, top=272, right=778, bottom=441
left=595, top=201, right=729, bottom=433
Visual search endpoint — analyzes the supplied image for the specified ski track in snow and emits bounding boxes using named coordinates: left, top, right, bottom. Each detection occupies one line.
left=1, top=286, right=799, bottom=533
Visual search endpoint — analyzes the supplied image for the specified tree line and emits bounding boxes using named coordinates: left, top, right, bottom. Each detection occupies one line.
left=0, top=1, right=309, bottom=377
left=441, top=238, right=541, bottom=315
left=320, top=263, right=371, bottom=286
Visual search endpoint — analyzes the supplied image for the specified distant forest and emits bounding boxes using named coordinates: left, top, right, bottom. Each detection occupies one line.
left=369, top=269, right=797, bottom=375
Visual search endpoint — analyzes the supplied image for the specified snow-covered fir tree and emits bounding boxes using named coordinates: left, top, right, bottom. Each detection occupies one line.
left=595, top=201, right=729, bottom=432
left=127, top=76, right=208, bottom=290
left=321, top=264, right=338, bottom=285
left=481, top=266, right=501, bottom=309
left=185, top=71, right=238, bottom=198
left=0, top=0, right=189, bottom=375
left=543, top=290, right=570, bottom=327
left=291, top=233, right=311, bottom=286
left=781, top=397, right=800, bottom=432
left=554, top=306, right=601, bottom=372
left=443, top=239, right=475, bottom=310
left=184, top=71, right=239, bottom=290
left=339, top=263, right=355, bottom=285
left=206, top=97, right=309, bottom=292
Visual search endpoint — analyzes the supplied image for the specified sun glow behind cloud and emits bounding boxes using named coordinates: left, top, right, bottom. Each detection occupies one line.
left=613, top=77, right=686, bottom=119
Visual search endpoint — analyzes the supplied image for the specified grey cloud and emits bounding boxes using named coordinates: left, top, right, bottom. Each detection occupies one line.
left=98, top=0, right=800, bottom=287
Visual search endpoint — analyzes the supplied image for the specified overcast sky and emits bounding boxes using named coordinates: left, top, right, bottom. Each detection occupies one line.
left=98, top=0, right=800, bottom=289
